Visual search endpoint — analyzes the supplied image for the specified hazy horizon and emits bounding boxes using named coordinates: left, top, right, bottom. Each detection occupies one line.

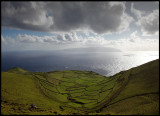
left=2, top=50, right=159, bottom=76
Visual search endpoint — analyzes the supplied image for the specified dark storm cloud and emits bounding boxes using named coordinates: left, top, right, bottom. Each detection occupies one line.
left=82, top=2, right=125, bottom=33
left=47, top=2, right=85, bottom=31
left=47, top=2, right=127, bottom=33
left=133, top=2, right=159, bottom=12
left=2, top=2, right=133, bottom=34
left=2, top=2, right=52, bottom=32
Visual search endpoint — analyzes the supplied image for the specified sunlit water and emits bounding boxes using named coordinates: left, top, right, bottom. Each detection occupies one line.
left=2, top=51, right=159, bottom=76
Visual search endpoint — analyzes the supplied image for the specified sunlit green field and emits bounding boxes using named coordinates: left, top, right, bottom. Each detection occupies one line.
left=1, top=59, right=159, bottom=115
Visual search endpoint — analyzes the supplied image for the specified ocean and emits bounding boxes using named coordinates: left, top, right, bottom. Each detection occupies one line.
left=1, top=51, right=159, bottom=76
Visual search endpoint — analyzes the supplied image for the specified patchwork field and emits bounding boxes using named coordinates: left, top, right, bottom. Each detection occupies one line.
left=1, top=59, right=159, bottom=115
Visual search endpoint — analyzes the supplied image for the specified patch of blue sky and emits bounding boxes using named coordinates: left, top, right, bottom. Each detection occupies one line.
left=1, top=28, right=54, bottom=39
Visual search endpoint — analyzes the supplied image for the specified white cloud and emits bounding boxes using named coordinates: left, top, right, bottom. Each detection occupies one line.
left=131, top=3, right=144, bottom=19
left=2, top=35, right=16, bottom=44
left=118, top=11, right=134, bottom=33
left=137, top=9, right=159, bottom=36
left=1, top=35, right=7, bottom=44
left=131, top=3, right=159, bottom=36
left=114, top=31, right=159, bottom=51
left=17, top=34, right=37, bottom=43
left=23, top=11, right=54, bottom=28
left=2, top=30, right=159, bottom=52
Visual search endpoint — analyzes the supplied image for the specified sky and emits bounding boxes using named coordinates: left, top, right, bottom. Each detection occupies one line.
left=1, top=1, right=159, bottom=52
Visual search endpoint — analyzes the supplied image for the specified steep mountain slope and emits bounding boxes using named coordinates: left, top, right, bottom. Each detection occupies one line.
left=1, top=59, right=159, bottom=115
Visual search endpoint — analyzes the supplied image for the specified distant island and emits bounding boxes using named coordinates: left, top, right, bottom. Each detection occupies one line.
left=59, top=47, right=121, bottom=52
left=1, top=59, right=159, bottom=115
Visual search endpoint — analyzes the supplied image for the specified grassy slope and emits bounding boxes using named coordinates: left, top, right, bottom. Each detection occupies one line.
left=1, top=72, right=62, bottom=115
left=101, top=59, right=159, bottom=115
left=1, top=59, right=159, bottom=115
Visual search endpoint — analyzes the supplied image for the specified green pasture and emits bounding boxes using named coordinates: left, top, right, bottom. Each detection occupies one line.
left=1, top=59, right=159, bottom=115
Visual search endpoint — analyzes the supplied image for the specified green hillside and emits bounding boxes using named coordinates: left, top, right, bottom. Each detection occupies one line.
left=1, top=59, right=159, bottom=115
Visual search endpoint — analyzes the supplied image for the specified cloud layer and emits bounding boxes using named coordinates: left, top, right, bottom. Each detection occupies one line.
left=2, top=2, right=133, bottom=34
left=1, top=2, right=159, bottom=52
left=2, top=31, right=159, bottom=51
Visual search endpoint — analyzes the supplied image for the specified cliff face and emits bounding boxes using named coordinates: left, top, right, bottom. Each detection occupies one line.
left=1, top=59, right=159, bottom=115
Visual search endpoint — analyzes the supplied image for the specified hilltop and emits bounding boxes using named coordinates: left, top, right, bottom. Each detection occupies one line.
left=1, top=59, right=159, bottom=115
left=6, top=67, right=29, bottom=73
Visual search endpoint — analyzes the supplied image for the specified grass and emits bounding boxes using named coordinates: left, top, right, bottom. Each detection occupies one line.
left=1, top=59, right=159, bottom=115
left=102, top=59, right=159, bottom=115
left=109, top=59, right=159, bottom=105
left=1, top=72, right=62, bottom=115
left=101, top=94, right=159, bottom=115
